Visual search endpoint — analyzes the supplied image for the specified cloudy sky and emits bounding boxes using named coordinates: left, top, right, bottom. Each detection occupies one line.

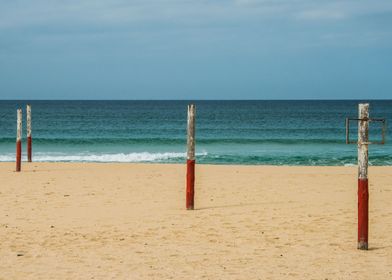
left=0, top=0, right=391, bottom=99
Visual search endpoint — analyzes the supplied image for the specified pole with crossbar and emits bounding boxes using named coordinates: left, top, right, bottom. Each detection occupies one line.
left=186, top=104, right=196, bottom=210
left=357, top=103, right=369, bottom=250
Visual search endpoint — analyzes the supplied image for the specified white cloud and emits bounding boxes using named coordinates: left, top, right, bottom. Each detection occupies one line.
left=0, top=0, right=391, bottom=51
left=296, top=9, right=346, bottom=20
left=0, top=0, right=391, bottom=30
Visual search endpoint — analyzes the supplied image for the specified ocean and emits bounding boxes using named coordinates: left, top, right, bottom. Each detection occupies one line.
left=0, top=100, right=391, bottom=165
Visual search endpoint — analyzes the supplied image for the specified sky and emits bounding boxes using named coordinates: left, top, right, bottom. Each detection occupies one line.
left=0, top=0, right=391, bottom=100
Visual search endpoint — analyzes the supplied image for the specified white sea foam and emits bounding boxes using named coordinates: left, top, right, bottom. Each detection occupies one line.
left=0, top=151, right=208, bottom=163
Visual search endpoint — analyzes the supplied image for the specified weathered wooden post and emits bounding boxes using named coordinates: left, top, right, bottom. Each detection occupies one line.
left=16, top=109, right=22, bottom=172
left=357, top=103, right=369, bottom=250
left=346, top=104, right=386, bottom=250
left=27, top=104, right=32, bottom=162
left=186, top=104, right=196, bottom=210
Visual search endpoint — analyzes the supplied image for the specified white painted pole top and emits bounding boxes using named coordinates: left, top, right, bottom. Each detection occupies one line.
left=17, top=109, right=22, bottom=142
left=187, top=104, right=196, bottom=161
left=27, top=104, right=32, bottom=137
left=358, top=103, right=369, bottom=180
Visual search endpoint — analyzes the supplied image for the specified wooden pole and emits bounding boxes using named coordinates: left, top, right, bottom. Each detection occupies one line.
left=16, top=109, right=22, bottom=172
left=27, top=104, right=32, bottom=162
left=358, top=103, right=369, bottom=250
left=186, top=104, right=196, bottom=210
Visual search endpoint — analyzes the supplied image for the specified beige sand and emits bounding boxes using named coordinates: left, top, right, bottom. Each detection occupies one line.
left=0, top=163, right=391, bottom=279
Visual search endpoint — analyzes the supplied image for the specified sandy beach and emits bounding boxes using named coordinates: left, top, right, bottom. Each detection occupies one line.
left=1, top=163, right=392, bottom=279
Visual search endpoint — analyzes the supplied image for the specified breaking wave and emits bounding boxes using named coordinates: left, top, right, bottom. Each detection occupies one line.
left=0, top=151, right=208, bottom=163
left=0, top=152, right=390, bottom=165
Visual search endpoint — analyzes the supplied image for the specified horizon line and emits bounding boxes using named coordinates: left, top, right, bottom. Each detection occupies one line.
left=0, top=99, right=391, bottom=102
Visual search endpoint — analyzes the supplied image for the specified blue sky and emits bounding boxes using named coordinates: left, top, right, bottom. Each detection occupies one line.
left=0, top=0, right=391, bottom=100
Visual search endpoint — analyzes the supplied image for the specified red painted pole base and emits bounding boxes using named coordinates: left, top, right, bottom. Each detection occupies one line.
left=16, top=140, right=21, bottom=172
left=358, top=178, right=369, bottom=250
left=186, top=159, right=195, bottom=210
left=27, top=136, right=32, bottom=162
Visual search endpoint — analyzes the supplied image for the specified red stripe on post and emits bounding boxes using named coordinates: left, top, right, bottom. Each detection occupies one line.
left=16, top=140, right=22, bottom=172
left=186, top=159, right=195, bottom=210
left=27, top=136, right=32, bottom=162
left=358, top=178, right=369, bottom=250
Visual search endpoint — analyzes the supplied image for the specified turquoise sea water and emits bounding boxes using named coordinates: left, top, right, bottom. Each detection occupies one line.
left=0, top=100, right=390, bottom=165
